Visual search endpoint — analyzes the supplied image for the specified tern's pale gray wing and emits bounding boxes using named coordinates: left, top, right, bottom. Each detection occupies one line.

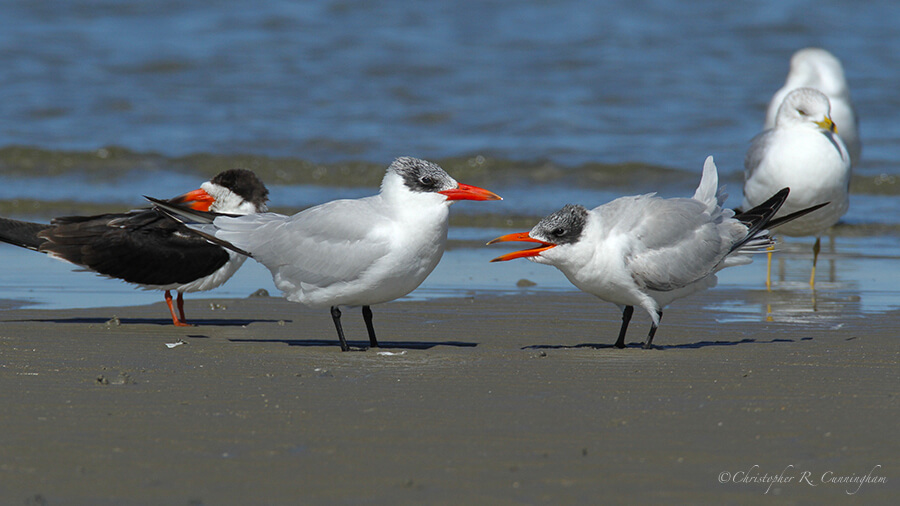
left=213, top=197, right=393, bottom=289
left=612, top=197, right=736, bottom=292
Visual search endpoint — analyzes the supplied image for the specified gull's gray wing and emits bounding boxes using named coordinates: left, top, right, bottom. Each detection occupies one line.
left=744, top=129, right=775, bottom=181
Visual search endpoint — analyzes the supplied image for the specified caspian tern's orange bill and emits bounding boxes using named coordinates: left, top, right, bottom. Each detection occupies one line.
left=170, top=188, right=215, bottom=211
left=439, top=183, right=502, bottom=201
left=487, top=232, right=555, bottom=262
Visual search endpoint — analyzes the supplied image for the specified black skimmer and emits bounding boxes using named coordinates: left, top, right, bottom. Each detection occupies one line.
left=0, top=169, right=268, bottom=326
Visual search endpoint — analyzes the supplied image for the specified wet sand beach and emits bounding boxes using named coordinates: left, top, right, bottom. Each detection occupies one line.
left=1, top=290, right=896, bottom=504
left=3, top=1, right=900, bottom=504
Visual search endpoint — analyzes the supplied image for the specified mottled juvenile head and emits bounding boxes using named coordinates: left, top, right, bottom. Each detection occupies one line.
left=389, top=156, right=459, bottom=194
left=531, top=204, right=588, bottom=245
left=775, top=88, right=837, bottom=134
left=488, top=204, right=588, bottom=262
left=383, top=156, right=501, bottom=202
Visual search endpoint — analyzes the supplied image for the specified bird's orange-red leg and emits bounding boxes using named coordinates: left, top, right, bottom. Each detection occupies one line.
left=165, top=290, right=192, bottom=327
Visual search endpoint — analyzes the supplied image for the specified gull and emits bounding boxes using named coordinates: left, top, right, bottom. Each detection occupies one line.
left=150, top=157, right=501, bottom=351
left=0, top=169, right=268, bottom=325
left=764, top=47, right=860, bottom=166
left=489, top=156, right=826, bottom=349
left=746, top=87, right=851, bottom=289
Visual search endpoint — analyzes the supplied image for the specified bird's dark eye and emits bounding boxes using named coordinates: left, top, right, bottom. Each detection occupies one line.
left=419, top=176, right=435, bottom=186
left=552, top=227, right=566, bottom=237
left=797, top=109, right=807, bottom=116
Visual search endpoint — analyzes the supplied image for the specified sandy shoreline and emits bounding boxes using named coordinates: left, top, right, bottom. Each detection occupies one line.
left=1, top=290, right=897, bottom=504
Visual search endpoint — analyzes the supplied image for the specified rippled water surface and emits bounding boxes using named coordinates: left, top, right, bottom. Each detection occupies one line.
left=1, top=0, right=898, bottom=320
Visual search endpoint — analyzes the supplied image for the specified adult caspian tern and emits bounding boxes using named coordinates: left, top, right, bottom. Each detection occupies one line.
left=489, top=156, right=826, bottom=349
left=746, top=87, right=851, bottom=289
left=150, top=157, right=501, bottom=351
left=0, top=169, right=268, bottom=326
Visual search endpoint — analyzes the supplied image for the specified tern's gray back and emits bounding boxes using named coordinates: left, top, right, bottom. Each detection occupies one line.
left=603, top=196, right=735, bottom=292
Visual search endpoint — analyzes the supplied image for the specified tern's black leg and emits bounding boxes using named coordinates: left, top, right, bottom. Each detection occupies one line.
left=362, top=305, right=379, bottom=348
left=614, top=305, right=634, bottom=349
left=330, top=306, right=350, bottom=352
left=643, top=310, right=663, bottom=349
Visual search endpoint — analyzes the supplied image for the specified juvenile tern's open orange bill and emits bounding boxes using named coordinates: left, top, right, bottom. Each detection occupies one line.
left=486, top=232, right=555, bottom=262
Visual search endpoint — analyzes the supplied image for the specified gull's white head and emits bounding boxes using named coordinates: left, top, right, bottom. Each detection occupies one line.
left=785, top=48, right=848, bottom=97
left=775, top=87, right=837, bottom=134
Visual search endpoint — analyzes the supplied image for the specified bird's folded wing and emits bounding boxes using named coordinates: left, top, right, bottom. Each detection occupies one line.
left=618, top=198, right=729, bottom=291
left=744, top=130, right=774, bottom=179
left=214, top=198, right=392, bottom=287
left=43, top=210, right=230, bottom=285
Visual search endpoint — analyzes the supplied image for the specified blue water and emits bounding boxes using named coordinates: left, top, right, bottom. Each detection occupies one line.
left=0, top=0, right=898, bottom=321
left=2, top=0, right=898, bottom=171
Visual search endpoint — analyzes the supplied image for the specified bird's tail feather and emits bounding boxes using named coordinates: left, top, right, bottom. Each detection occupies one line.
left=693, top=156, right=728, bottom=212
left=0, top=217, right=50, bottom=251
left=730, top=188, right=830, bottom=254
left=738, top=235, right=776, bottom=253
left=729, top=188, right=790, bottom=254
left=145, top=196, right=253, bottom=257
left=764, top=202, right=830, bottom=229
left=144, top=196, right=220, bottom=224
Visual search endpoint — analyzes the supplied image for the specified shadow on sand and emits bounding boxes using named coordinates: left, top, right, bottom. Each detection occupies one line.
left=523, top=336, right=812, bottom=351
left=12, top=317, right=286, bottom=327
left=228, top=338, right=478, bottom=351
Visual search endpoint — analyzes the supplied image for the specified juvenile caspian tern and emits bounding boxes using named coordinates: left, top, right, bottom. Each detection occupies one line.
left=763, top=48, right=860, bottom=166
left=0, top=169, right=268, bottom=326
left=489, top=156, right=827, bottom=349
left=150, top=157, right=501, bottom=351
left=745, top=87, right=851, bottom=289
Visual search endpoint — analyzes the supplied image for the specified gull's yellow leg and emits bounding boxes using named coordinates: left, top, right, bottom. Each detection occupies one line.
left=809, top=237, right=821, bottom=289
left=766, top=245, right=774, bottom=291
